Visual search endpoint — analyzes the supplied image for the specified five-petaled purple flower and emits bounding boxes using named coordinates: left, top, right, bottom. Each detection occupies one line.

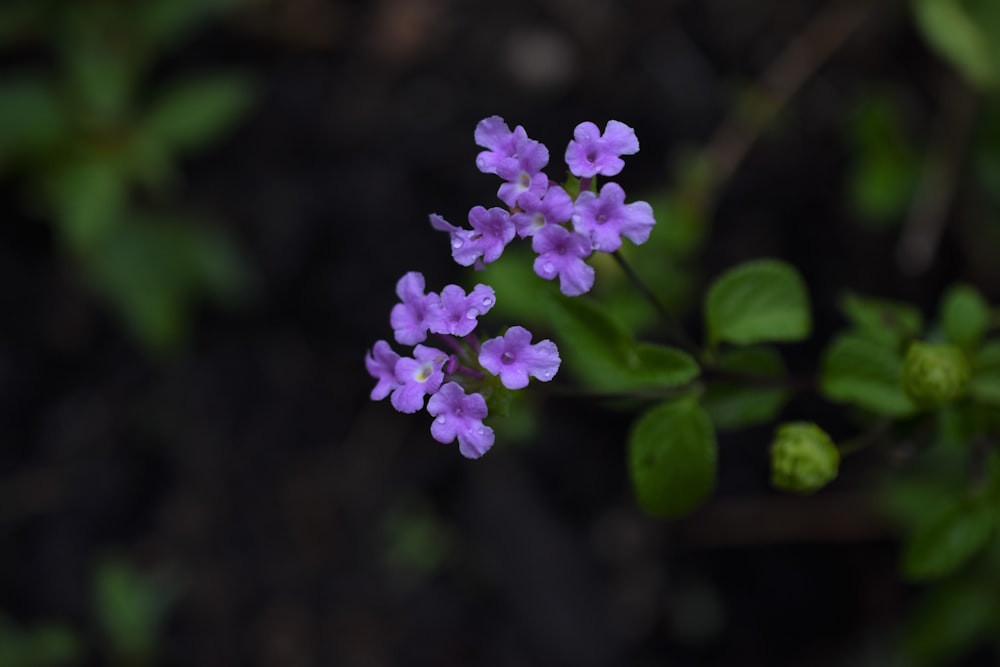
left=431, top=207, right=515, bottom=268
left=428, top=284, right=496, bottom=337
left=365, top=340, right=400, bottom=400
left=390, top=272, right=437, bottom=345
left=427, top=382, right=495, bottom=459
left=474, top=116, right=528, bottom=175
left=512, top=185, right=574, bottom=238
left=572, top=182, right=655, bottom=253
left=565, top=120, right=639, bottom=178
left=480, top=326, right=561, bottom=390
left=531, top=224, right=595, bottom=296
left=391, top=344, right=447, bottom=414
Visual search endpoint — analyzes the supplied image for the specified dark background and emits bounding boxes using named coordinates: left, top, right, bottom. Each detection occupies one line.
left=0, top=0, right=992, bottom=665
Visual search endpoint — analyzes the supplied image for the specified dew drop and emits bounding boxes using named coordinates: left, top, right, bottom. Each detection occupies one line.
left=465, top=308, right=478, bottom=320
left=482, top=296, right=494, bottom=307
left=435, top=416, right=446, bottom=424
left=542, top=262, right=555, bottom=274
left=477, top=427, right=486, bottom=435
left=452, top=237, right=464, bottom=248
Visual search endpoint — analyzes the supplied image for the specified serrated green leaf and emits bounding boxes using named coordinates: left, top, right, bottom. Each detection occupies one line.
left=142, top=75, right=253, bottom=154
left=702, top=346, right=790, bottom=430
left=940, top=283, right=991, bottom=349
left=969, top=341, right=1000, bottom=406
left=705, top=259, right=811, bottom=346
left=628, top=397, right=717, bottom=518
left=839, top=291, right=923, bottom=349
left=820, top=333, right=917, bottom=416
left=901, top=500, right=995, bottom=580
left=912, top=0, right=999, bottom=89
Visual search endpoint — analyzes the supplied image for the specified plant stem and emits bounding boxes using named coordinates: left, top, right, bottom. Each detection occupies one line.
left=611, top=250, right=698, bottom=353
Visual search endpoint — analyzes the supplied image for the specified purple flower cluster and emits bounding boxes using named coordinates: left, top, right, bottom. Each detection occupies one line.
left=366, top=271, right=560, bottom=459
left=431, top=117, right=656, bottom=296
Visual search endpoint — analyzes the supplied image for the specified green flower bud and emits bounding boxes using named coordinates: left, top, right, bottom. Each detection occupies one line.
left=901, top=342, right=970, bottom=406
left=770, top=422, right=840, bottom=494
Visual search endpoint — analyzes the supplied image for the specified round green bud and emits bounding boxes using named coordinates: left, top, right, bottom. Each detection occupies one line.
left=901, top=342, right=970, bottom=407
left=770, top=422, right=840, bottom=494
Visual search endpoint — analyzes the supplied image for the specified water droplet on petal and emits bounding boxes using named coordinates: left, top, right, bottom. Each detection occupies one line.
left=542, top=262, right=555, bottom=274
left=435, top=416, right=446, bottom=424
left=465, top=308, right=478, bottom=320
left=482, top=296, right=494, bottom=307
left=452, top=237, right=464, bottom=248
left=477, top=427, right=486, bottom=435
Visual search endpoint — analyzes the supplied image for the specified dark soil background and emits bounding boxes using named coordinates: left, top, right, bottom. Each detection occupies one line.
left=1, top=1, right=994, bottom=665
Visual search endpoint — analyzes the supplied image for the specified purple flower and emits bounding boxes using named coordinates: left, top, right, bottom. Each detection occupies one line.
left=365, top=340, right=401, bottom=400
left=531, top=224, right=595, bottom=296
left=572, top=182, right=655, bottom=253
left=480, top=326, right=561, bottom=390
left=565, top=120, right=639, bottom=178
left=430, top=208, right=515, bottom=267
left=495, top=135, right=550, bottom=208
left=389, top=272, right=438, bottom=345
left=391, top=345, right=448, bottom=413
left=428, top=283, right=496, bottom=337
left=511, top=184, right=573, bottom=238
left=475, top=116, right=529, bottom=175
left=427, top=382, right=495, bottom=459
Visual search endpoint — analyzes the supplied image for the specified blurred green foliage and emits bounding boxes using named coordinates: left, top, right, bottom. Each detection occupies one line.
left=0, top=0, right=253, bottom=350
left=0, top=615, right=80, bottom=667
left=94, top=556, right=177, bottom=665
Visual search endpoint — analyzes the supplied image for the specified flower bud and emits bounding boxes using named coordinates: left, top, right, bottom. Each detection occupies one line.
left=901, top=342, right=970, bottom=407
left=770, top=422, right=839, bottom=494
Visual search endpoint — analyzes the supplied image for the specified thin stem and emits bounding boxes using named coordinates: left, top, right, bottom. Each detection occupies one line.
left=700, top=1, right=872, bottom=204
left=611, top=250, right=698, bottom=353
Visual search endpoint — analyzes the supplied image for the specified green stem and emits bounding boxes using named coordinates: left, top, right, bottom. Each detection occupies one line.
left=611, top=250, right=698, bottom=353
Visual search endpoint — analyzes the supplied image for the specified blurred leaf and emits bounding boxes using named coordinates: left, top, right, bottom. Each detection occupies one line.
left=912, top=0, right=1000, bottom=89
left=702, top=346, right=790, bottom=430
left=839, top=291, right=924, bottom=349
left=59, top=14, right=140, bottom=123
left=0, top=3, right=45, bottom=47
left=83, top=215, right=248, bottom=350
left=622, top=343, right=701, bottom=390
left=903, top=573, right=1000, bottom=665
left=940, top=283, right=991, bottom=349
left=0, top=76, right=67, bottom=169
left=135, top=0, right=240, bottom=48
left=846, top=95, right=920, bottom=227
left=628, top=397, right=717, bottom=518
left=820, top=333, right=917, bottom=416
left=901, top=500, right=995, bottom=580
left=0, top=614, right=81, bottom=667
left=45, top=157, right=126, bottom=248
left=380, top=499, right=453, bottom=589
left=94, top=557, right=173, bottom=661
left=705, top=259, right=811, bottom=346
left=545, top=293, right=636, bottom=391
left=969, top=341, right=1000, bottom=406
left=142, top=75, right=254, bottom=155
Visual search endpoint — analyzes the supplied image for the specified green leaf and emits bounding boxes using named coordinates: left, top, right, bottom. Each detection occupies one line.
left=903, top=571, right=1000, bottom=664
left=94, top=557, right=173, bottom=661
left=940, top=283, right=991, bottom=349
left=901, top=500, right=995, bottom=580
left=820, top=333, right=917, bottom=416
left=0, top=76, right=67, bottom=168
left=473, top=248, right=557, bottom=328
left=622, top=343, right=701, bottom=389
left=969, top=341, right=1000, bottom=406
left=142, top=75, right=254, bottom=154
left=628, top=397, right=717, bottom=518
left=545, top=293, right=636, bottom=390
left=912, top=0, right=1000, bottom=89
left=46, top=158, right=126, bottom=249
left=705, top=259, right=811, bottom=346
left=702, top=347, right=790, bottom=430
left=846, top=95, right=920, bottom=227
left=839, top=291, right=923, bottom=349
